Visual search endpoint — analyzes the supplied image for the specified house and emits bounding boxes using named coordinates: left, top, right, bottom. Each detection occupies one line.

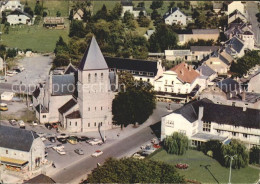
left=0, top=0, right=23, bottom=13
left=43, top=17, right=65, bottom=29
left=7, top=9, right=33, bottom=25
left=226, top=1, right=245, bottom=15
left=213, top=2, right=223, bottom=13
left=105, top=56, right=163, bottom=85
left=228, top=10, right=247, bottom=24
left=73, top=9, right=84, bottom=20
left=161, top=99, right=260, bottom=147
left=196, top=63, right=218, bottom=82
left=121, top=0, right=146, bottom=18
left=224, top=36, right=246, bottom=58
left=164, top=50, right=192, bottom=61
left=0, top=125, right=45, bottom=171
left=163, top=7, right=187, bottom=26
left=190, top=46, right=220, bottom=61
left=201, top=50, right=233, bottom=75
left=143, top=29, right=155, bottom=40
left=154, top=62, right=207, bottom=101
left=24, top=174, right=55, bottom=184
left=178, top=29, right=220, bottom=45
left=33, top=37, right=116, bottom=133
left=200, top=78, right=260, bottom=110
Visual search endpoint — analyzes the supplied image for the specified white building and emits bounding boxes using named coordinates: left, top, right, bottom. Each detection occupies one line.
left=7, top=9, right=33, bottom=25
left=163, top=7, right=187, bottom=26
left=121, top=0, right=146, bottom=18
left=161, top=99, right=260, bottom=147
left=0, top=0, right=23, bottom=13
left=227, top=1, right=245, bottom=16
left=0, top=126, right=45, bottom=171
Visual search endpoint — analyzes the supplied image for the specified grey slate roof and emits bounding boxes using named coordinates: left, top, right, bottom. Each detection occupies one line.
left=192, top=29, right=219, bottom=34
left=0, top=125, right=39, bottom=152
left=217, top=78, right=240, bottom=93
left=163, top=7, right=186, bottom=20
left=32, top=87, right=40, bottom=98
left=197, top=64, right=216, bottom=77
left=65, top=110, right=81, bottom=119
left=8, top=9, right=32, bottom=19
left=190, top=46, right=220, bottom=52
left=35, top=104, right=48, bottom=113
left=58, top=98, right=77, bottom=114
left=225, top=36, right=244, bottom=54
left=24, top=174, right=56, bottom=184
left=78, top=36, right=108, bottom=71
left=64, top=63, right=77, bottom=74
left=202, top=103, right=260, bottom=129
left=52, top=74, right=75, bottom=96
left=174, top=98, right=213, bottom=122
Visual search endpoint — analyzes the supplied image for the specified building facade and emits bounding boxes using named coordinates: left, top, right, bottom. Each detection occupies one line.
left=164, top=7, right=187, bottom=26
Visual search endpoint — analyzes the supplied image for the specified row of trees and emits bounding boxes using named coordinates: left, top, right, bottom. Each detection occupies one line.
left=201, top=139, right=252, bottom=169
left=85, top=157, right=184, bottom=183
left=230, top=50, right=260, bottom=77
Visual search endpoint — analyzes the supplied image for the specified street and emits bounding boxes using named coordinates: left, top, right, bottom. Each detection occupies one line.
left=246, top=1, right=260, bottom=45
left=49, top=102, right=182, bottom=183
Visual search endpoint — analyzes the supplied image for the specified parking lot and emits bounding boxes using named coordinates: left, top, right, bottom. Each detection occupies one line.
left=4, top=54, right=52, bottom=86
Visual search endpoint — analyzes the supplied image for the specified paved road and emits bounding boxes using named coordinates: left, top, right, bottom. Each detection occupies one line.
left=51, top=126, right=155, bottom=183
left=50, top=102, right=181, bottom=183
left=247, top=1, right=260, bottom=45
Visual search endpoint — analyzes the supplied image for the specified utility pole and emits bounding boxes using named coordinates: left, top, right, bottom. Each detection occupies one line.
left=225, top=155, right=237, bottom=184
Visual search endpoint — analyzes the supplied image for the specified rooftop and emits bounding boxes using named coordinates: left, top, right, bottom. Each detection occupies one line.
left=58, top=98, right=77, bottom=114
left=191, top=132, right=227, bottom=142
left=52, top=74, right=76, bottom=96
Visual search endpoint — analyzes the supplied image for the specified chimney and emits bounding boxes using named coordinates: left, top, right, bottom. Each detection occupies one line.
left=198, top=106, right=204, bottom=121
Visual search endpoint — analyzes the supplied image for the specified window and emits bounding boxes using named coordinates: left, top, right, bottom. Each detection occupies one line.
left=175, top=15, right=177, bottom=17
left=70, top=121, right=71, bottom=126
left=100, top=122, right=103, bottom=126
left=101, top=73, right=103, bottom=81
left=243, top=134, right=247, bottom=138
left=75, top=122, right=77, bottom=126
left=180, top=15, right=182, bottom=17
left=88, top=74, right=91, bottom=82
left=42, top=115, right=46, bottom=118
left=6, top=150, right=8, bottom=154
left=217, top=130, right=220, bottom=133
left=203, top=121, right=211, bottom=132
left=19, top=19, right=21, bottom=21
left=95, top=107, right=96, bottom=111
left=94, top=122, right=96, bottom=126
left=88, top=107, right=90, bottom=111
left=147, top=79, right=150, bottom=82
left=140, top=78, right=142, bottom=81
left=165, top=87, right=167, bottom=92
left=232, top=132, right=237, bottom=136
left=101, top=107, right=103, bottom=110
left=88, top=123, right=90, bottom=127
left=95, top=73, right=97, bottom=82
left=165, top=80, right=168, bottom=85
left=172, top=81, right=174, bottom=85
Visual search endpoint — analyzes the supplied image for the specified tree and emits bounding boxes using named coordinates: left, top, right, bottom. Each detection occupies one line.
left=53, top=54, right=70, bottom=67
left=69, top=9, right=74, bottom=20
left=83, top=9, right=91, bottom=22
left=94, top=4, right=108, bottom=21
left=109, top=3, right=122, bottom=21
left=221, top=139, right=249, bottom=169
left=230, top=50, right=260, bottom=77
left=150, top=0, right=163, bottom=10
left=112, top=73, right=156, bottom=128
left=1, top=11, right=7, bottom=24
left=201, top=140, right=223, bottom=162
left=164, top=132, right=189, bottom=155
left=54, top=36, right=69, bottom=54
left=123, top=11, right=136, bottom=30
left=138, top=16, right=151, bottom=27
left=69, top=20, right=86, bottom=38
left=151, top=9, right=160, bottom=20
left=249, top=146, right=260, bottom=164
left=56, top=11, right=61, bottom=17
left=43, top=11, right=47, bottom=17
left=4, top=22, right=10, bottom=34
left=86, top=158, right=184, bottom=183
left=149, top=23, right=178, bottom=52
left=34, top=2, right=43, bottom=15
left=24, top=6, right=34, bottom=17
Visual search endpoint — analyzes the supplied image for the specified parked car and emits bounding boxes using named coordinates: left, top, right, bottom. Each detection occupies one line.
left=52, top=123, right=58, bottom=129
left=18, top=120, right=25, bottom=129
left=0, top=103, right=7, bottom=107
left=67, top=137, right=78, bottom=145
left=57, top=138, right=67, bottom=144
left=0, top=106, right=8, bottom=111
left=78, top=136, right=90, bottom=142
left=9, top=119, right=17, bottom=126
left=45, top=123, right=52, bottom=130
left=48, top=137, right=56, bottom=143
left=91, top=150, right=103, bottom=157
left=74, top=148, right=84, bottom=155
left=32, top=121, right=38, bottom=126
left=57, top=133, right=68, bottom=139
left=88, top=139, right=103, bottom=146
left=132, top=153, right=145, bottom=159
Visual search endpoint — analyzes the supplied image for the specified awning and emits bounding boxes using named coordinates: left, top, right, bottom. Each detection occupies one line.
left=0, top=157, right=28, bottom=167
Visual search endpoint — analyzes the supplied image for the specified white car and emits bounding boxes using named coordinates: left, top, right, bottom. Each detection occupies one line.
left=0, top=103, right=7, bottom=107
left=132, top=153, right=145, bottom=159
left=91, top=150, right=103, bottom=157
left=56, top=149, right=66, bottom=155
left=88, top=139, right=103, bottom=146
left=7, top=73, right=14, bottom=77
left=18, top=120, right=25, bottom=127
left=32, top=121, right=38, bottom=126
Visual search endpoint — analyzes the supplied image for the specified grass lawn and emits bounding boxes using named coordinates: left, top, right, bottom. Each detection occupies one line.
left=150, top=149, right=259, bottom=184
left=1, top=20, right=69, bottom=52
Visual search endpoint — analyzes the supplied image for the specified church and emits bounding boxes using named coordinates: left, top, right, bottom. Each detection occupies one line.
left=33, top=37, right=116, bottom=132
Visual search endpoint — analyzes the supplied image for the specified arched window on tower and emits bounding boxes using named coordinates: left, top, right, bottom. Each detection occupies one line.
left=101, top=73, right=103, bottom=81
left=95, top=73, right=97, bottom=82
left=88, top=73, right=91, bottom=83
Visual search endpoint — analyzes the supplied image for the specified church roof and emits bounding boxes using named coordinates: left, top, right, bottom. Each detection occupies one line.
left=78, top=36, right=108, bottom=71
left=58, top=98, right=77, bottom=114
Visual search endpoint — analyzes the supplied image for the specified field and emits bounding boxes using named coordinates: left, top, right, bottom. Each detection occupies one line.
left=1, top=20, right=69, bottom=52
left=150, top=149, right=260, bottom=183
